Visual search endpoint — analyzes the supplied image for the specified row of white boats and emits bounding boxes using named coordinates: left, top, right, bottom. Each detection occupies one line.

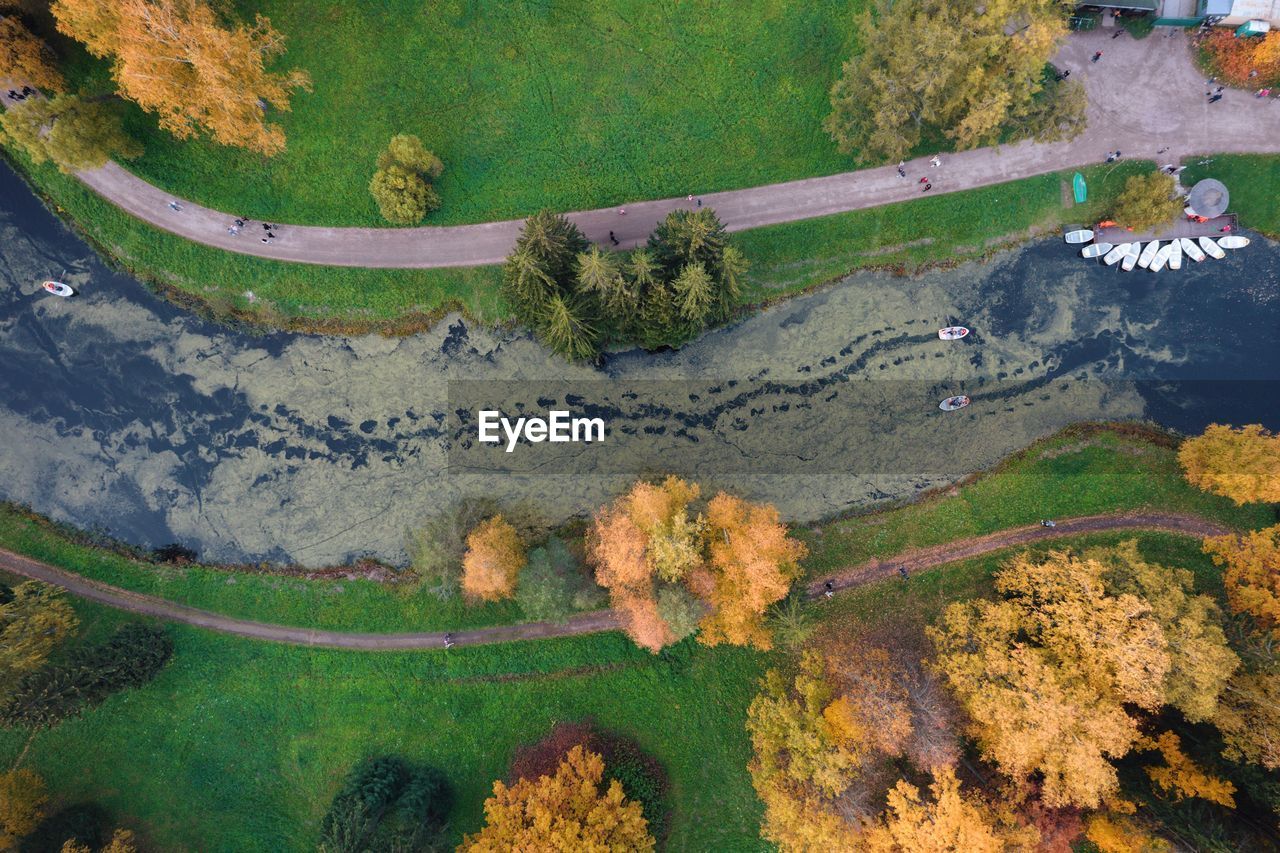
left=1064, top=229, right=1249, bottom=272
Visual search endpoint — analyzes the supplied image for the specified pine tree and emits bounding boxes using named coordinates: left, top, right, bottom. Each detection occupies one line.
left=538, top=293, right=599, bottom=362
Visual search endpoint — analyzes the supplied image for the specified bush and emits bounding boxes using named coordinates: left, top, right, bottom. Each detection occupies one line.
left=405, top=498, right=500, bottom=596
left=1201, top=29, right=1280, bottom=87
left=461, top=516, right=526, bottom=602
left=1109, top=171, right=1181, bottom=232
left=0, top=624, right=172, bottom=729
left=370, top=134, right=444, bottom=225
left=515, top=538, right=578, bottom=623
left=320, top=756, right=451, bottom=853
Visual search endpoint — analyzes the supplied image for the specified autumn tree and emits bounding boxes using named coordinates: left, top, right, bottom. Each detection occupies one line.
left=1202, top=28, right=1280, bottom=86
left=929, top=545, right=1237, bottom=808
left=825, top=0, right=1082, bottom=163
left=1109, top=171, right=1182, bottom=232
left=0, top=16, right=65, bottom=92
left=461, top=515, right=526, bottom=602
left=0, top=581, right=77, bottom=699
left=460, top=745, right=654, bottom=852
left=0, top=93, right=141, bottom=172
left=1141, top=732, right=1235, bottom=808
left=863, top=767, right=1036, bottom=852
left=0, top=768, right=46, bottom=848
left=1084, top=808, right=1170, bottom=853
left=1203, top=525, right=1280, bottom=639
left=51, top=0, right=310, bottom=154
left=369, top=133, right=443, bottom=225
left=1213, top=667, right=1280, bottom=770
left=1181, top=423, right=1280, bottom=504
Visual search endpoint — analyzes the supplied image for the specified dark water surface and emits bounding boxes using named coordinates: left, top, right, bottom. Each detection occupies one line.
left=1, top=162, right=1277, bottom=565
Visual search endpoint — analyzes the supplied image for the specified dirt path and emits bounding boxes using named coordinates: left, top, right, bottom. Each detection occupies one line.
left=6, top=31, right=1280, bottom=268
left=0, top=511, right=1231, bottom=650
left=804, top=511, right=1228, bottom=598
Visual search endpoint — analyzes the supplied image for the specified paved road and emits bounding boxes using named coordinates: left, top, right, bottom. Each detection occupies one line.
left=0, top=511, right=1231, bottom=650
left=11, top=30, right=1280, bottom=268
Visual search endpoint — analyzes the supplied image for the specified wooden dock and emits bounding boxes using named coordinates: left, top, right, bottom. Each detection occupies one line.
left=1093, top=214, right=1239, bottom=245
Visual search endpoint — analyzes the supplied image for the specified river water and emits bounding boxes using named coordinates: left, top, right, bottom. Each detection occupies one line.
left=1, top=162, right=1277, bottom=566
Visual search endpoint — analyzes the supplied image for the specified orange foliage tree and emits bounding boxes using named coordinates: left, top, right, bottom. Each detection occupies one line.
left=1179, top=423, right=1280, bottom=505
left=460, top=745, right=654, bottom=852
left=1202, top=29, right=1280, bottom=86
left=51, top=0, right=310, bottom=154
left=588, top=476, right=806, bottom=652
left=0, top=16, right=65, bottom=92
left=1203, top=525, right=1280, bottom=638
left=462, top=515, right=526, bottom=602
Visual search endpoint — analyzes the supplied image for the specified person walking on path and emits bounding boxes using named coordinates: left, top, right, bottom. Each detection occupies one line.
left=608, top=230, right=619, bottom=246
left=930, top=155, right=941, bottom=168
left=918, top=176, right=928, bottom=184
left=617, top=207, right=626, bottom=215
left=823, top=580, right=834, bottom=600
left=168, top=200, right=183, bottom=212
left=922, top=182, right=932, bottom=192
left=1092, top=50, right=1103, bottom=63
left=1209, top=93, right=1223, bottom=103
left=897, top=161, right=906, bottom=178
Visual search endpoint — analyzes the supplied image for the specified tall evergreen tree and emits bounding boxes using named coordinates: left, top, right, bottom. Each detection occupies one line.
left=539, top=293, right=599, bottom=362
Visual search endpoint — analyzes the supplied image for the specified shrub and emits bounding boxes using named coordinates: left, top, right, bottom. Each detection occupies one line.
left=0, top=624, right=172, bottom=729
left=319, top=756, right=409, bottom=853
left=370, top=134, right=444, bottom=225
left=515, top=536, right=579, bottom=623
left=1109, top=171, right=1181, bottom=232
left=405, top=498, right=499, bottom=596
left=1201, top=29, right=1280, bottom=87
left=461, top=516, right=526, bottom=602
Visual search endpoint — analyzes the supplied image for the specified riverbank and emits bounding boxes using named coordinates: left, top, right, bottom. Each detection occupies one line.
left=0, top=150, right=1147, bottom=336
left=0, top=425, right=1267, bottom=634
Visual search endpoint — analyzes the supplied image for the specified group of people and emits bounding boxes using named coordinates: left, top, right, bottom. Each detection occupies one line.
left=5, top=86, right=34, bottom=102
left=895, top=154, right=941, bottom=192
left=225, top=217, right=279, bottom=243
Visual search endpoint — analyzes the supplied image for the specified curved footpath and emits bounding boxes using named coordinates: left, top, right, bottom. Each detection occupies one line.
left=0, top=511, right=1231, bottom=650
left=11, top=31, right=1280, bottom=268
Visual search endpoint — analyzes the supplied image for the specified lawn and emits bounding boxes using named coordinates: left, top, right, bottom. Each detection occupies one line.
left=1181, top=155, right=1280, bottom=237
left=0, top=425, right=1267, bottom=636
left=0, top=527, right=1236, bottom=851
left=41, top=0, right=863, bottom=228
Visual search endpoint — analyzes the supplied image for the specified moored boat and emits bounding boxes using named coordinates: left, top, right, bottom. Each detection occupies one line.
left=1081, top=242, right=1113, bottom=259
left=1218, top=235, right=1250, bottom=250
left=1064, top=229, right=1094, bottom=244
left=1121, top=244, right=1140, bottom=272
left=938, top=326, right=970, bottom=340
left=1150, top=244, right=1172, bottom=272
left=939, top=395, right=970, bottom=411
left=1180, top=238, right=1206, bottom=262
left=1199, top=235, right=1225, bottom=260
left=1103, top=243, right=1129, bottom=266
left=1167, top=240, right=1182, bottom=270
left=1137, top=241, right=1160, bottom=269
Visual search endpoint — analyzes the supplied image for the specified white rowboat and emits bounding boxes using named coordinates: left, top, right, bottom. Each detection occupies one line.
left=1199, top=236, right=1225, bottom=260
left=1081, top=242, right=1113, bottom=259
left=1137, top=241, right=1160, bottom=269
left=938, top=327, right=970, bottom=340
left=1168, top=240, right=1182, bottom=270
left=1064, top=229, right=1094, bottom=244
left=939, top=395, right=970, bottom=411
left=1180, top=238, right=1206, bottom=262
left=42, top=281, right=74, bottom=298
left=1121, top=244, right=1140, bottom=272
left=1103, top=243, right=1129, bottom=266
left=1150, top=244, right=1172, bottom=272
left=1218, top=235, right=1250, bottom=250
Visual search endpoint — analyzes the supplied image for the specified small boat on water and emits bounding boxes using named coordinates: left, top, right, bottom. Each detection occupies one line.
left=1103, top=243, right=1129, bottom=266
left=1168, top=240, right=1182, bottom=270
left=1121, top=244, right=1140, bottom=272
left=1150, top=244, right=1172, bottom=272
left=938, top=326, right=970, bottom=340
left=1199, top=235, right=1226, bottom=260
left=939, top=395, right=970, bottom=412
left=1218, top=235, right=1250, bottom=250
left=1137, top=241, right=1160, bottom=269
left=1064, top=229, right=1094, bottom=244
left=42, top=280, right=74, bottom=298
left=1180, top=238, right=1206, bottom=262
left=1081, top=242, right=1113, bottom=259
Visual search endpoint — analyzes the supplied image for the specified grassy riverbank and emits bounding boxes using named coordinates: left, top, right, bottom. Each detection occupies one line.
left=0, top=529, right=1233, bottom=850
left=1, top=425, right=1266, bottom=634
left=4, top=147, right=1146, bottom=334
left=1182, top=155, right=1280, bottom=236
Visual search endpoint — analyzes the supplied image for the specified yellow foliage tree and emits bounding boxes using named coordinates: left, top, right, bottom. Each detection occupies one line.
left=1214, top=667, right=1280, bottom=770
left=0, top=768, right=46, bottom=848
left=461, top=515, right=525, bottom=602
left=1084, top=812, right=1170, bottom=853
left=0, top=16, right=65, bottom=92
left=1142, top=732, right=1235, bottom=808
left=1, top=581, right=78, bottom=697
left=1203, top=525, right=1280, bottom=639
left=459, top=745, right=654, bottom=852
left=1179, top=423, right=1280, bottom=505
left=863, top=767, right=1037, bottom=852
left=1109, top=172, right=1182, bottom=232
left=51, top=0, right=310, bottom=154
left=699, top=493, right=806, bottom=649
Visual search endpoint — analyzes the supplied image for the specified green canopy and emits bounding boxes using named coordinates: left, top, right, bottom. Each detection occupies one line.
left=1072, top=172, right=1087, bottom=204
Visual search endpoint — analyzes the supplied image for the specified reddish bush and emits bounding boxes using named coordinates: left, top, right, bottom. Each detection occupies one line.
left=1201, top=30, right=1280, bottom=86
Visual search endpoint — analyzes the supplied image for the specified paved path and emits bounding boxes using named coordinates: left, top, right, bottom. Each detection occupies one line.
left=8, top=30, right=1280, bottom=268
left=0, top=511, right=1230, bottom=650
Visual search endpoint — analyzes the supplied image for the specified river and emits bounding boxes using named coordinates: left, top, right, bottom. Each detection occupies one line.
left=1, top=162, right=1277, bottom=566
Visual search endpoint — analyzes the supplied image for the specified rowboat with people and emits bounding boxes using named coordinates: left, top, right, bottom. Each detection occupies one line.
left=937, top=326, right=970, bottom=340
left=939, top=395, right=970, bottom=412
left=42, top=280, right=74, bottom=298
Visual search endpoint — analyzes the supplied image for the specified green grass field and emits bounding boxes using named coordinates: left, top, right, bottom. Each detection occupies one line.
left=0, top=527, right=1240, bottom=851
left=1, top=426, right=1266, bottom=635
left=1182, top=155, right=1280, bottom=237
